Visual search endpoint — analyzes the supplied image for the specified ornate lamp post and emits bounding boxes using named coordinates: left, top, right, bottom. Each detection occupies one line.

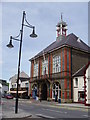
left=6, top=11, right=37, bottom=114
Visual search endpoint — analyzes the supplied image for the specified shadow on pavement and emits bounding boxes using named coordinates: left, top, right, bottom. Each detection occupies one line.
left=1, top=118, right=89, bottom=120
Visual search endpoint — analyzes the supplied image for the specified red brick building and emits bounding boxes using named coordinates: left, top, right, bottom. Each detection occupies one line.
left=29, top=16, right=90, bottom=103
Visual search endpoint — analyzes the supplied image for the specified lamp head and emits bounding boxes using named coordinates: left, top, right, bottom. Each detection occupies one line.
left=30, top=27, right=37, bottom=38
left=6, top=36, right=14, bottom=48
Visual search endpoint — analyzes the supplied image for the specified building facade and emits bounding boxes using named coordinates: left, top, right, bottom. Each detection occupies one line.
left=84, top=63, right=90, bottom=106
left=73, top=63, right=90, bottom=106
left=29, top=16, right=90, bottom=103
left=0, top=79, right=8, bottom=95
left=9, top=71, right=30, bottom=98
left=73, top=65, right=86, bottom=104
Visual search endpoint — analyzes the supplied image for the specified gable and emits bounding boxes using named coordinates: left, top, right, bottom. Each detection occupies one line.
left=30, top=33, right=90, bottom=61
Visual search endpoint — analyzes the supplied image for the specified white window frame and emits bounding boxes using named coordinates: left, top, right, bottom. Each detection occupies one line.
left=75, top=78, right=78, bottom=87
left=53, top=54, right=61, bottom=73
left=42, top=59, right=48, bottom=75
left=33, top=62, right=38, bottom=77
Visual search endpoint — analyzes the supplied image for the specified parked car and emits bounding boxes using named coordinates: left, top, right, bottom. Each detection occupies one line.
left=5, top=94, right=13, bottom=99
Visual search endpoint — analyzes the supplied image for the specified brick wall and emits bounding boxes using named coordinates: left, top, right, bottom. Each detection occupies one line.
left=72, top=49, right=89, bottom=74
left=30, top=60, right=34, bottom=79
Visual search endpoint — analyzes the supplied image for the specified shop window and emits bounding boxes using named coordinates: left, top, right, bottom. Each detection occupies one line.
left=78, top=91, right=85, bottom=102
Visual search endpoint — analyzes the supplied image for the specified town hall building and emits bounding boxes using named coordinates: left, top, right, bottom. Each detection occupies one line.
left=29, top=15, right=90, bottom=103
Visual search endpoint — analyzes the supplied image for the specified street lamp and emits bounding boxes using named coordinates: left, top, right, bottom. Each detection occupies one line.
left=6, top=11, right=37, bottom=114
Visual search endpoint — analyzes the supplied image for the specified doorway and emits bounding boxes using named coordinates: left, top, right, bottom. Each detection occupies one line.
left=41, top=82, right=47, bottom=100
left=52, top=82, right=61, bottom=100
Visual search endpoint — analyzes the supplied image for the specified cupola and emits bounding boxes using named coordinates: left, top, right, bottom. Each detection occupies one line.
left=56, top=13, right=67, bottom=39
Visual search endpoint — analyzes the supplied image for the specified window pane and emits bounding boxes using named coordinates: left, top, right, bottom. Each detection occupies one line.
left=42, top=58, right=48, bottom=75
left=53, top=54, right=61, bottom=73
left=34, top=62, right=38, bottom=77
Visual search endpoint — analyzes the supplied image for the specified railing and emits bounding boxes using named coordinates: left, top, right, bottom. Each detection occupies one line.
left=30, top=71, right=71, bottom=82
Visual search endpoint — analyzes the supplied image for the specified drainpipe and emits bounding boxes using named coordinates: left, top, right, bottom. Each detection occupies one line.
left=49, top=53, right=50, bottom=78
left=71, top=48, right=73, bottom=101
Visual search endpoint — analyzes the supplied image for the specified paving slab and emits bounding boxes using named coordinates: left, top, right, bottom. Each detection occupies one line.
left=2, top=108, right=32, bottom=119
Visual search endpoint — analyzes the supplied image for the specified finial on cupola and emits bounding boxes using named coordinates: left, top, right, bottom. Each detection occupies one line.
left=61, top=12, right=63, bottom=21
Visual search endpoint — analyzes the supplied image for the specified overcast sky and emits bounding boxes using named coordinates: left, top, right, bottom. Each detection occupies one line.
left=1, top=2, right=88, bottom=82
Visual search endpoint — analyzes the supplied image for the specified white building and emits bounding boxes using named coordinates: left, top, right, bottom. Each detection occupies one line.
left=73, top=63, right=90, bottom=106
left=84, top=62, right=90, bottom=106
left=9, top=71, right=30, bottom=98
left=0, top=79, right=8, bottom=95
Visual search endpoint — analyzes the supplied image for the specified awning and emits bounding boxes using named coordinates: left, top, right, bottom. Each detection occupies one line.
left=9, top=91, right=27, bottom=94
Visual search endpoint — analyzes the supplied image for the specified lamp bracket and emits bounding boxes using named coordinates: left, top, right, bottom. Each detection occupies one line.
left=24, top=14, right=34, bottom=29
left=12, top=37, right=21, bottom=42
left=12, top=31, right=21, bottom=39
left=11, top=30, right=21, bottom=42
left=23, top=24, right=34, bottom=29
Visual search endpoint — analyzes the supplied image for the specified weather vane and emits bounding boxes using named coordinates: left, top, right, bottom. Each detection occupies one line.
left=61, top=12, right=63, bottom=21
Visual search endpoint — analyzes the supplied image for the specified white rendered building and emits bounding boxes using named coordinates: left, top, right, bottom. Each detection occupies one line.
left=9, top=71, right=29, bottom=97
left=84, top=63, right=90, bottom=106
left=73, top=63, right=90, bottom=106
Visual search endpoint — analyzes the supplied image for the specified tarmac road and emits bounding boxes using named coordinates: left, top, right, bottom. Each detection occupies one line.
left=1, top=98, right=89, bottom=119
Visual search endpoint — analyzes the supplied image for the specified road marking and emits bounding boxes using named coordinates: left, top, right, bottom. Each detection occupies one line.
left=42, top=108, right=67, bottom=114
left=36, top=114, right=54, bottom=118
left=82, top=115, right=88, bottom=117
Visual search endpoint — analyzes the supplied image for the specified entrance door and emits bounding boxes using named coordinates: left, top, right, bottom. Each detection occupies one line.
left=41, top=83, right=47, bottom=100
left=52, top=82, right=61, bottom=100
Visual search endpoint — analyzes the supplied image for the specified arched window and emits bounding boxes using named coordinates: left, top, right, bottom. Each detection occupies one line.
left=52, top=82, right=61, bottom=99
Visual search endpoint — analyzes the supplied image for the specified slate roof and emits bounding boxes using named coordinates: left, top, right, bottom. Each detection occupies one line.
left=30, top=33, right=90, bottom=61
left=72, top=65, right=86, bottom=77
left=9, top=71, right=29, bottom=83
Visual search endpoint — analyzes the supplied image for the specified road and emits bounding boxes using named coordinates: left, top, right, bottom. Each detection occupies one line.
left=1, top=98, right=89, bottom=119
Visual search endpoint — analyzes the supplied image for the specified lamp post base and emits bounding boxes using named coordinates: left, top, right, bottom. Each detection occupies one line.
left=15, top=98, right=18, bottom=114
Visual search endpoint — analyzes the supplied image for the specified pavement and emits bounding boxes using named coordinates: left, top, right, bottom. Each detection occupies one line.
left=22, top=99, right=89, bottom=109
left=1, top=98, right=90, bottom=119
left=2, top=108, right=32, bottom=119
left=0, top=105, right=2, bottom=120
